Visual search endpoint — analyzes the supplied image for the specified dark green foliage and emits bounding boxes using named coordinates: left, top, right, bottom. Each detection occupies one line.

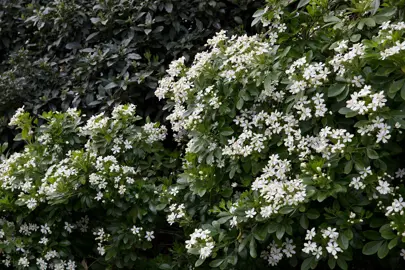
left=0, top=0, right=261, bottom=117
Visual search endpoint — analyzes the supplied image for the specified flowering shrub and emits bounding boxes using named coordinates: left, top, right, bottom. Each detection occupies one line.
left=157, top=0, right=405, bottom=269
left=0, top=105, right=180, bottom=269
left=4, top=1, right=405, bottom=270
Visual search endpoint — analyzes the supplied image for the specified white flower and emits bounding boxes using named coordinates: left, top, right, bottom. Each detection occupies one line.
left=131, top=226, right=142, bottom=236
left=326, top=241, right=342, bottom=258
left=26, top=198, right=37, bottom=209
left=230, top=216, right=238, bottom=228
left=36, top=258, right=48, bottom=270
left=44, top=250, right=59, bottom=260
left=169, top=187, right=179, bottom=196
left=321, top=227, right=339, bottom=240
left=313, top=246, right=323, bottom=259
left=66, top=260, right=76, bottom=270
left=111, top=145, right=121, bottom=154
left=123, top=140, right=133, bottom=149
left=245, top=208, right=257, bottom=218
left=351, top=75, right=364, bottom=87
left=95, top=192, right=103, bottom=201
left=39, top=237, right=49, bottom=245
left=18, top=256, right=30, bottom=268
left=9, top=107, right=25, bottom=126
left=118, top=185, right=126, bottom=195
left=40, top=224, right=52, bottom=235
left=282, top=238, right=296, bottom=257
left=64, top=222, right=75, bottom=233
left=199, top=243, right=214, bottom=259
left=145, top=231, right=155, bottom=241
left=400, top=249, right=405, bottom=260
left=126, top=177, right=135, bottom=184
left=376, top=180, right=391, bottom=195
left=395, top=168, right=405, bottom=179
left=97, top=244, right=105, bottom=255
left=302, top=241, right=317, bottom=254
left=305, top=228, right=316, bottom=240
left=349, top=177, right=365, bottom=190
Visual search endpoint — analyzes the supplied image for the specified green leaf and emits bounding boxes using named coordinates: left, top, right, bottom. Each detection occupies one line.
left=363, top=230, right=382, bottom=241
left=59, top=240, right=71, bottom=246
left=379, top=224, right=396, bottom=240
left=1, top=142, right=8, bottom=153
left=209, top=259, right=224, bottom=267
left=337, top=233, right=349, bottom=250
left=357, top=20, right=365, bottom=30
left=276, top=225, right=285, bottom=240
left=306, top=209, right=320, bottom=219
left=105, top=82, right=118, bottom=89
left=401, top=83, right=405, bottom=101
left=252, top=9, right=265, bottom=18
left=377, top=241, right=389, bottom=259
left=324, top=15, right=341, bottom=22
left=267, top=222, right=278, bottom=233
left=362, top=240, right=383, bottom=255
left=227, top=255, right=237, bottom=265
left=217, top=216, right=232, bottom=225
left=164, top=2, right=173, bottom=13
left=350, top=34, right=361, bottom=42
left=249, top=237, right=257, bottom=258
left=363, top=18, right=376, bottom=27
left=297, top=0, right=310, bottom=9
left=220, top=128, right=234, bottom=136
left=253, top=224, right=268, bottom=241
left=236, top=98, right=244, bottom=110
left=366, top=148, right=379, bottom=159
left=317, top=191, right=328, bottom=202
left=389, top=79, right=404, bottom=94
left=159, top=263, right=172, bottom=270
left=195, top=258, right=205, bottom=267
left=344, top=229, right=353, bottom=240
left=300, top=214, right=309, bottom=229
left=328, top=257, right=336, bottom=269
left=388, top=237, right=398, bottom=249
left=338, top=107, right=353, bottom=115
left=344, top=160, right=353, bottom=174
left=370, top=0, right=380, bottom=15
left=251, top=16, right=261, bottom=27
left=279, top=206, right=294, bottom=214
left=105, top=249, right=117, bottom=261
left=238, top=235, right=250, bottom=253
left=337, top=258, right=348, bottom=270
left=328, top=84, right=346, bottom=97
left=301, top=256, right=315, bottom=270
left=65, top=42, right=81, bottom=50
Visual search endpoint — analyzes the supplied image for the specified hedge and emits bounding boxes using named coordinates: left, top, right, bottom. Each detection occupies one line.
left=2, top=0, right=405, bottom=269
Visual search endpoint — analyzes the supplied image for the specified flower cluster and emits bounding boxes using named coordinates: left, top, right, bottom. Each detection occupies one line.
left=94, top=228, right=110, bottom=256
left=185, top=229, right=215, bottom=260
left=167, top=203, right=186, bottom=225
left=346, top=85, right=387, bottom=115
left=260, top=239, right=296, bottom=266
left=4, top=0, right=405, bottom=269
left=158, top=2, right=405, bottom=268
left=303, top=227, right=342, bottom=260
left=0, top=104, right=176, bottom=269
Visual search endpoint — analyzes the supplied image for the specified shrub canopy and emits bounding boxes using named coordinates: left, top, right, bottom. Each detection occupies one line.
left=2, top=0, right=405, bottom=270
left=157, top=0, right=405, bottom=269
left=0, top=0, right=261, bottom=145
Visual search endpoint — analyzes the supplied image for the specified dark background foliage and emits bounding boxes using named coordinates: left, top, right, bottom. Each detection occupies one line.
left=0, top=0, right=263, bottom=148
